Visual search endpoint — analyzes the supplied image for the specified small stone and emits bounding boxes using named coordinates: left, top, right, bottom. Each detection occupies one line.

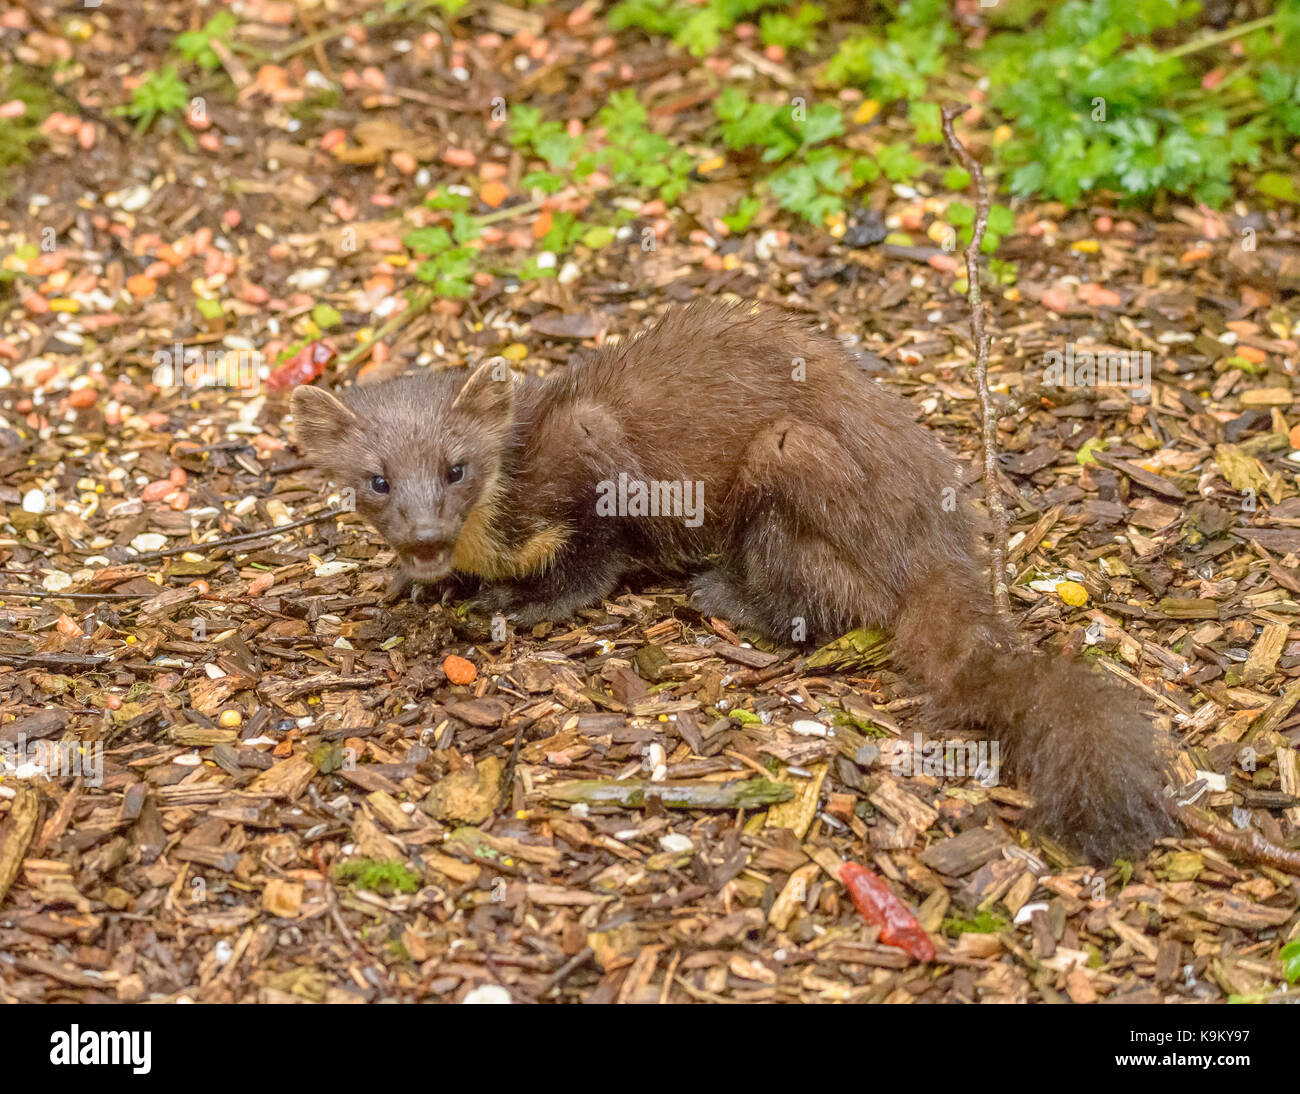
left=114, top=184, right=152, bottom=212
left=463, top=984, right=511, bottom=1004
left=130, top=533, right=167, bottom=552
left=42, top=570, right=72, bottom=593
left=287, top=268, right=330, bottom=291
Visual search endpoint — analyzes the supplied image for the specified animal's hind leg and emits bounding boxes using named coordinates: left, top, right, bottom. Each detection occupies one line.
left=697, top=419, right=900, bottom=645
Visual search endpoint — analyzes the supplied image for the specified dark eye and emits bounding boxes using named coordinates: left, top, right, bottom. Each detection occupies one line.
left=447, top=464, right=465, bottom=484
left=370, top=475, right=390, bottom=495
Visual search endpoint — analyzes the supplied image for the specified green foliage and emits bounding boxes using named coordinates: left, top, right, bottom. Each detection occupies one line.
left=174, top=11, right=239, bottom=71
left=759, top=3, right=824, bottom=52
left=610, top=0, right=785, bottom=57
left=509, top=103, right=581, bottom=169
left=947, top=200, right=1017, bottom=252
left=875, top=141, right=923, bottom=182
left=334, top=858, right=420, bottom=895
left=515, top=91, right=694, bottom=203
left=1282, top=939, right=1300, bottom=984
left=521, top=169, right=566, bottom=194
left=722, top=194, right=762, bottom=232
left=714, top=87, right=844, bottom=163
left=910, top=100, right=942, bottom=144
left=1258, top=63, right=1300, bottom=137
left=942, top=166, right=971, bottom=190
left=538, top=210, right=585, bottom=253
left=405, top=191, right=483, bottom=297
left=0, top=66, right=51, bottom=194
left=613, top=0, right=1300, bottom=208
left=406, top=227, right=477, bottom=298
left=767, top=146, right=849, bottom=222
left=980, top=0, right=1283, bottom=206
left=582, top=89, right=695, bottom=203
left=123, top=67, right=190, bottom=133
left=823, top=0, right=953, bottom=101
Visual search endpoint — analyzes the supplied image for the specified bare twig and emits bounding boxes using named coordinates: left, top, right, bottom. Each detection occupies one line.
left=941, top=104, right=1009, bottom=614
left=128, top=507, right=347, bottom=562
left=0, top=587, right=148, bottom=601
left=338, top=289, right=437, bottom=369
left=1165, top=795, right=1300, bottom=877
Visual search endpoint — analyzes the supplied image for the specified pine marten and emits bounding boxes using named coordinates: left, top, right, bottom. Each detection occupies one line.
left=291, top=301, right=1173, bottom=862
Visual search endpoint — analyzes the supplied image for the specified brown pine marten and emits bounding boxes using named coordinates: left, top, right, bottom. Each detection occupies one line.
left=291, top=301, right=1173, bottom=863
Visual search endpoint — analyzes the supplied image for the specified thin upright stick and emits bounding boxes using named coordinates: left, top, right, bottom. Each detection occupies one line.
left=941, top=104, right=1009, bottom=614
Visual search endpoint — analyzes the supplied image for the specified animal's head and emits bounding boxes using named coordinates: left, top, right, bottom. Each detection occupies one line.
left=290, top=363, right=514, bottom=582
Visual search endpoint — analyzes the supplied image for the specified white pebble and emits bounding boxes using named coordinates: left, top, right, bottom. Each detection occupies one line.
left=463, top=984, right=511, bottom=1004
left=130, top=533, right=167, bottom=552
left=287, top=268, right=330, bottom=292
left=42, top=571, right=72, bottom=593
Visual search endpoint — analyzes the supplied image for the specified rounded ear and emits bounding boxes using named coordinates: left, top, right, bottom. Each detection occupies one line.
left=451, top=361, right=514, bottom=428
left=290, top=385, right=356, bottom=464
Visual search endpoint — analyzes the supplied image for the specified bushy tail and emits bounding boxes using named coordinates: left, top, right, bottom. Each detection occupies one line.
left=893, top=570, right=1175, bottom=862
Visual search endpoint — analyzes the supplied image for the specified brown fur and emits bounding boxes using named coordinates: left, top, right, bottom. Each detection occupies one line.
left=292, top=301, right=1174, bottom=862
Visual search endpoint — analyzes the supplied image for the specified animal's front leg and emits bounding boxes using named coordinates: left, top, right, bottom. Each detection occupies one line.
left=384, top=568, right=479, bottom=606
left=478, top=547, right=629, bottom=626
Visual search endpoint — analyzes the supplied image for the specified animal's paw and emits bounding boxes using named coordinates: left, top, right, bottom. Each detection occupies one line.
left=383, top=571, right=417, bottom=605
left=386, top=570, right=480, bottom=608
left=463, top=583, right=582, bottom=627
left=460, top=582, right=525, bottom=620
left=690, top=569, right=757, bottom=628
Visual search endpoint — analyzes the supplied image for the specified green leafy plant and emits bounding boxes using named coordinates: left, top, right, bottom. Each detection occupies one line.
left=767, top=146, right=850, bottom=223
left=405, top=225, right=478, bottom=298
left=715, top=87, right=844, bottom=163
left=123, top=67, right=190, bottom=133
left=759, top=3, right=824, bottom=52
left=823, top=0, right=953, bottom=101
left=508, top=103, right=581, bottom=169
left=946, top=200, right=1017, bottom=253
left=174, top=11, right=239, bottom=71
left=1282, top=939, right=1300, bottom=984
left=609, top=0, right=786, bottom=57
left=0, top=66, right=51, bottom=195
left=980, top=0, right=1290, bottom=206
left=875, top=141, right=924, bottom=182
left=722, top=194, right=762, bottom=232
left=581, top=90, right=695, bottom=202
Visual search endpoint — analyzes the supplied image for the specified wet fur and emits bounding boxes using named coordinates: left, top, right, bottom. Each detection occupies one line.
left=293, top=301, right=1174, bottom=862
